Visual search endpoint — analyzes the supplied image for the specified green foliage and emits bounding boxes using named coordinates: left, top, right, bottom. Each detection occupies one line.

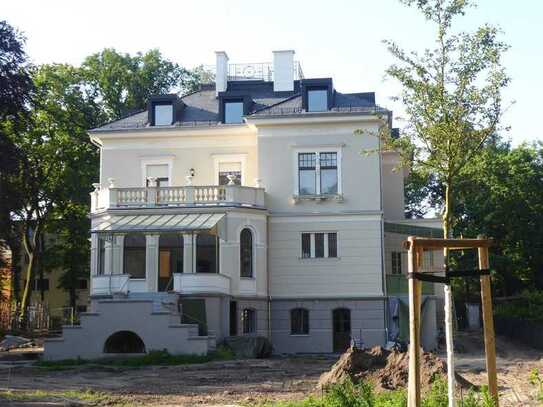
left=377, top=0, right=510, bottom=238
left=494, top=290, right=543, bottom=320
left=37, top=347, right=234, bottom=370
left=265, top=378, right=497, bottom=407
left=421, top=378, right=448, bottom=407
left=81, top=48, right=203, bottom=120
left=529, top=369, right=543, bottom=402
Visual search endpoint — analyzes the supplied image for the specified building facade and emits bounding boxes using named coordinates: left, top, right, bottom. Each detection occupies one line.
left=44, top=50, right=440, bottom=360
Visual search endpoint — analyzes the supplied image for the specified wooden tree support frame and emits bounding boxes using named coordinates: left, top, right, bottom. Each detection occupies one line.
left=404, top=236, right=498, bottom=407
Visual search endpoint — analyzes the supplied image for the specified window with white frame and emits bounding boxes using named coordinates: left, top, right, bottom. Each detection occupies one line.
left=145, top=164, right=169, bottom=187
left=391, top=251, right=402, bottom=274
left=218, top=162, right=242, bottom=185
left=301, top=232, right=338, bottom=259
left=296, top=150, right=340, bottom=196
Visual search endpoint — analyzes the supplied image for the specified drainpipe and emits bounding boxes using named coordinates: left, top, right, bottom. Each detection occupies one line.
left=378, top=121, right=389, bottom=344
left=266, top=215, right=272, bottom=339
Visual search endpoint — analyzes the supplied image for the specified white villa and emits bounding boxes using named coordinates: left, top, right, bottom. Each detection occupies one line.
left=44, top=50, right=441, bottom=360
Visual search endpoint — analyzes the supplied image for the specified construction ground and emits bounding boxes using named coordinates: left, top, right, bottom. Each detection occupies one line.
left=0, top=331, right=541, bottom=406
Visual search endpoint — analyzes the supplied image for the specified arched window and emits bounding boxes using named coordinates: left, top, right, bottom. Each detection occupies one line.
left=158, top=234, right=183, bottom=291
left=240, top=228, right=253, bottom=278
left=242, top=308, right=256, bottom=334
left=124, top=235, right=146, bottom=278
left=104, top=330, right=145, bottom=353
left=196, top=232, right=219, bottom=273
left=291, top=308, right=309, bottom=335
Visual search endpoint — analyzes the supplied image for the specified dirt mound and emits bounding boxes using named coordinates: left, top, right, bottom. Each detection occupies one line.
left=318, top=346, right=475, bottom=391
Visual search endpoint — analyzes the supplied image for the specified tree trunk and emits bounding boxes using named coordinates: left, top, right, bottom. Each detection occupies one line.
left=20, top=221, right=41, bottom=324
left=442, top=180, right=455, bottom=407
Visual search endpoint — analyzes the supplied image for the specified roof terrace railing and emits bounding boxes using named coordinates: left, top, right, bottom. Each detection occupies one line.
left=204, top=61, right=304, bottom=82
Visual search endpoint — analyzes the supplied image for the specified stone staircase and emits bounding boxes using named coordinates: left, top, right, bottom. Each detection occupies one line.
left=44, top=297, right=216, bottom=361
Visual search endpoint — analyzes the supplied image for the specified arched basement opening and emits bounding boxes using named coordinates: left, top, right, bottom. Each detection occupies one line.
left=103, top=330, right=146, bottom=354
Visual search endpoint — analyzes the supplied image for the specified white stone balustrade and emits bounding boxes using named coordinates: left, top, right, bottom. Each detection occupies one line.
left=90, top=184, right=265, bottom=212
left=173, top=273, right=230, bottom=295
left=91, top=274, right=130, bottom=296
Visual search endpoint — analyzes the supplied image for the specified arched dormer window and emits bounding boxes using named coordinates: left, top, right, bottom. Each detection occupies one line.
left=240, top=228, right=253, bottom=278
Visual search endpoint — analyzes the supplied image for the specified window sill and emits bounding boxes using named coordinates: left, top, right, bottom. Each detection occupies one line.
left=292, top=194, right=343, bottom=204
left=298, top=257, right=340, bottom=262
left=240, top=277, right=255, bottom=280
left=290, top=334, right=310, bottom=337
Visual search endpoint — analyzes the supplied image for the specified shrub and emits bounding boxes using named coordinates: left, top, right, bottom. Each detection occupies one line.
left=494, top=290, right=543, bottom=321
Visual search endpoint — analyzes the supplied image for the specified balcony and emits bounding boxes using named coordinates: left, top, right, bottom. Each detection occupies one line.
left=91, top=274, right=130, bottom=296
left=91, top=183, right=265, bottom=212
left=173, top=273, right=230, bottom=295
left=386, top=274, right=434, bottom=296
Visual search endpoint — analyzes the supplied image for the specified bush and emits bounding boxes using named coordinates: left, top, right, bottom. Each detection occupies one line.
left=494, top=290, right=543, bottom=321
left=267, top=378, right=496, bottom=407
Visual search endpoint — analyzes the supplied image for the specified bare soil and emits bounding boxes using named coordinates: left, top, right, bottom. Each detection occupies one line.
left=0, top=331, right=541, bottom=406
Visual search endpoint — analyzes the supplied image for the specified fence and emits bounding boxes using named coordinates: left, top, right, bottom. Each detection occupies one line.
left=494, top=315, right=543, bottom=350
left=0, top=302, right=77, bottom=336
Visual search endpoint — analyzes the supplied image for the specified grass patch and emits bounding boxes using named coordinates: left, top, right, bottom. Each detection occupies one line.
left=254, top=378, right=496, bottom=407
left=36, top=346, right=234, bottom=370
left=0, top=389, right=123, bottom=405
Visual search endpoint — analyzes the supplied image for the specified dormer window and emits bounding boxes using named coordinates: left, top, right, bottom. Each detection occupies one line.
left=307, top=88, right=328, bottom=112
left=154, top=103, right=173, bottom=126
left=148, top=94, right=180, bottom=127
left=224, top=100, right=244, bottom=124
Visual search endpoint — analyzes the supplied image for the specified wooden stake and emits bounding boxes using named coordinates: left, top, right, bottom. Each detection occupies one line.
left=478, top=243, right=499, bottom=405
left=408, top=238, right=422, bottom=407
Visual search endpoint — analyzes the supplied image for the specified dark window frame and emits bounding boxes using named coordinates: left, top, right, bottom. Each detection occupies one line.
left=290, top=308, right=310, bottom=335
left=240, top=228, right=253, bottom=278
left=123, top=234, right=147, bottom=279
left=196, top=232, right=219, bottom=274
left=391, top=251, right=402, bottom=275
left=242, top=308, right=256, bottom=334
left=298, top=152, right=317, bottom=195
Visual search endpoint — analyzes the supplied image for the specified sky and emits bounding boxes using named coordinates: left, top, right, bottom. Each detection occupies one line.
left=3, top=0, right=542, bottom=145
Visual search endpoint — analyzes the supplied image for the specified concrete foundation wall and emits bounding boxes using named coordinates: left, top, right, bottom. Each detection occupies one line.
left=271, top=298, right=386, bottom=354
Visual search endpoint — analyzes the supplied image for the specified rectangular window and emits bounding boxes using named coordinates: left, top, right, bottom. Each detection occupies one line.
left=391, top=252, right=402, bottom=275
left=98, top=238, right=105, bottom=275
left=154, top=103, right=173, bottom=126
left=298, top=153, right=316, bottom=195
left=224, top=101, right=244, bottom=124
left=146, top=164, right=169, bottom=187
left=77, top=279, right=88, bottom=290
left=314, top=233, right=325, bottom=258
left=328, top=233, right=338, bottom=258
left=307, top=88, right=328, bottom=112
left=297, top=150, right=340, bottom=196
left=320, top=152, right=338, bottom=194
left=301, top=232, right=337, bottom=259
left=218, top=162, right=242, bottom=185
left=301, top=233, right=311, bottom=258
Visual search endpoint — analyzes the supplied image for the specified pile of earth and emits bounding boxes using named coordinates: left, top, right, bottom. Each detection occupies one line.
left=318, top=346, right=475, bottom=391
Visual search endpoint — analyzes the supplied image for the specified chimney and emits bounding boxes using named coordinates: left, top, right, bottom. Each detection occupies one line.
left=215, top=51, right=229, bottom=96
left=273, top=50, right=295, bottom=92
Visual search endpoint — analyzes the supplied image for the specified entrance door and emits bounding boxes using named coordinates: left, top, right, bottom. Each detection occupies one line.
left=333, top=308, right=351, bottom=352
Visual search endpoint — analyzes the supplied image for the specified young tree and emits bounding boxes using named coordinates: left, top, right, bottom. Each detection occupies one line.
left=380, top=1, right=509, bottom=404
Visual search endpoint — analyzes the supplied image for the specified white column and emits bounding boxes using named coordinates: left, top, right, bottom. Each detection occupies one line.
left=146, top=234, right=159, bottom=292
left=273, top=50, right=295, bottom=92
left=113, top=234, right=125, bottom=275
left=183, top=233, right=194, bottom=273
left=104, top=236, right=114, bottom=275
left=90, top=234, right=98, bottom=276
